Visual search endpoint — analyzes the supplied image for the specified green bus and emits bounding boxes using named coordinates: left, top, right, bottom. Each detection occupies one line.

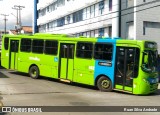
left=1, top=34, right=159, bottom=95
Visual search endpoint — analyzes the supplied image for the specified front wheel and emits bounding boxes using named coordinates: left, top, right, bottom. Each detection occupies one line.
left=29, top=66, right=39, bottom=79
left=97, top=76, right=112, bottom=92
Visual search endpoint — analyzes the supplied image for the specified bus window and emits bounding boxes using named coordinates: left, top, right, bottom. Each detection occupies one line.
left=4, top=37, right=9, bottom=50
left=20, top=38, right=32, bottom=52
left=76, top=42, right=93, bottom=59
left=94, top=43, right=113, bottom=60
left=32, top=39, right=44, bottom=54
left=45, top=40, right=58, bottom=55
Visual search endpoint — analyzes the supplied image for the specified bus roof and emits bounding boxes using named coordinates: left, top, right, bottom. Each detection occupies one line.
left=2, top=34, right=156, bottom=45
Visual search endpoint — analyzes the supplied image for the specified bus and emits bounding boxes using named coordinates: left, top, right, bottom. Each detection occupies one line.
left=1, top=34, right=159, bottom=95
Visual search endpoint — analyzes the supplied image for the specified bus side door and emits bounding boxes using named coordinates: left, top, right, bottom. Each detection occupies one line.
left=115, top=47, right=140, bottom=92
left=9, top=40, right=19, bottom=70
left=58, top=43, right=75, bottom=80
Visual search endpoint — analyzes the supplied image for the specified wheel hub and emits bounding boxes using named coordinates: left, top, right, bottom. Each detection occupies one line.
left=101, top=80, right=110, bottom=88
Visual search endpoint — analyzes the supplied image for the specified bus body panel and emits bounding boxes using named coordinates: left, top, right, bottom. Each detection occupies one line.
left=1, top=37, right=9, bottom=69
left=94, top=39, right=117, bottom=87
left=73, top=58, right=95, bottom=85
left=116, top=40, right=158, bottom=94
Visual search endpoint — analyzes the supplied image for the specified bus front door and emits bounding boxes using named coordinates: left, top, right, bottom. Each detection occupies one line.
left=59, top=43, right=75, bottom=81
left=115, top=47, right=139, bottom=93
left=9, top=40, right=19, bottom=69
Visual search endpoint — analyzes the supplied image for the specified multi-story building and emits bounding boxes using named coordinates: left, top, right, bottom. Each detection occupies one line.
left=120, top=0, right=160, bottom=51
left=34, top=0, right=119, bottom=38
left=33, top=0, right=160, bottom=51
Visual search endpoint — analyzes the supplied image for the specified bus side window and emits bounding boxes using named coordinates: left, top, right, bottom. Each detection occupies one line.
left=32, top=39, right=44, bottom=54
left=4, top=37, right=9, bottom=50
left=76, top=42, right=93, bottom=59
left=94, top=43, right=113, bottom=60
left=20, top=38, right=32, bottom=52
left=45, top=40, right=58, bottom=55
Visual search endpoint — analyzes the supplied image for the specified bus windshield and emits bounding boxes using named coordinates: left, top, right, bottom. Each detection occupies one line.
left=142, top=50, right=158, bottom=73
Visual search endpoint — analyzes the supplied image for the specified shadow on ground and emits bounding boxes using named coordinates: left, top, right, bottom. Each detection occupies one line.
left=7, top=71, right=160, bottom=95
left=0, top=72, right=9, bottom=78
left=8, top=71, right=98, bottom=91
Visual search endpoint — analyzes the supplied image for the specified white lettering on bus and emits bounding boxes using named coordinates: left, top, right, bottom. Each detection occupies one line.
left=89, top=66, right=94, bottom=70
left=29, top=57, right=40, bottom=61
left=6, top=53, right=8, bottom=56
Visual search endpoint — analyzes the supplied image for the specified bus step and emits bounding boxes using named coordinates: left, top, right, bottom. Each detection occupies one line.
left=114, top=89, right=132, bottom=94
left=60, top=79, right=71, bottom=83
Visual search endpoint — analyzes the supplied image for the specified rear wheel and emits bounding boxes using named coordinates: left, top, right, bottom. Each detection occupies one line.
left=29, top=66, right=39, bottom=79
left=97, top=76, right=112, bottom=92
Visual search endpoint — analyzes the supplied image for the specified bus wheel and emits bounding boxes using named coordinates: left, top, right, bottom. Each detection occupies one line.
left=29, top=66, right=39, bottom=79
left=97, top=76, right=112, bottom=92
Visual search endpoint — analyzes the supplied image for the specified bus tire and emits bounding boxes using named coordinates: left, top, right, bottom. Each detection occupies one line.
left=97, top=76, right=112, bottom=92
left=29, top=66, right=39, bottom=79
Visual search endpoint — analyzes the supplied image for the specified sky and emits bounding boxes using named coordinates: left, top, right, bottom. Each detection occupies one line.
left=0, top=0, right=33, bottom=30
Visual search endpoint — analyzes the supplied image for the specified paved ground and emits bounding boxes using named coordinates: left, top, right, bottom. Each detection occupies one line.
left=0, top=68, right=160, bottom=115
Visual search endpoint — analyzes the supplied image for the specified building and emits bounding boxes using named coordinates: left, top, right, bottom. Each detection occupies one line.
left=9, top=26, right=33, bottom=35
left=34, top=0, right=160, bottom=51
left=120, top=0, right=160, bottom=51
left=34, top=0, right=119, bottom=38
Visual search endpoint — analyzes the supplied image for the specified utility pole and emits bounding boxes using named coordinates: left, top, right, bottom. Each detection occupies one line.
left=0, top=14, right=9, bottom=34
left=12, top=7, right=19, bottom=26
left=13, top=5, right=25, bottom=32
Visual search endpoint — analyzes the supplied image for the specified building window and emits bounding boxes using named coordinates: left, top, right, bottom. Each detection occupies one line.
left=50, top=2, right=56, bottom=12
left=47, top=6, right=49, bottom=12
left=57, top=17, right=65, bottom=27
left=73, top=10, right=83, bottom=23
left=4, top=37, right=9, bottom=50
left=76, top=42, right=93, bottom=59
left=57, top=0, right=65, bottom=7
left=143, top=21, right=160, bottom=35
left=66, top=15, right=70, bottom=24
left=109, top=26, right=112, bottom=37
left=83, top=8, right=87, bottom=20
left=86, top=7, right=90, bottom=19
left=47, top=23, right=49, bottom=29
left=99, top=0, right=104, bottom=14
left=40, top=8, right=46, bottom=16
left=99, top=28, right=104, bottom=37
left=109, top=0, right=112, bottom=11
left=82, top=32, right=87, bottom=37
left=20, top=38, right=32, bottom=52
left=94, top=43, right=113, bottom=60
left=32, top=39, right=44, bottom=54
left=126, top=21, right=134, bottom=39
left=45, top=40, right=58, bottom=55
left=127, top=0, right=134, bottom=8
left=91, top=30, right=95, bottom=37
left=90, top=5, right=95, bottom=18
